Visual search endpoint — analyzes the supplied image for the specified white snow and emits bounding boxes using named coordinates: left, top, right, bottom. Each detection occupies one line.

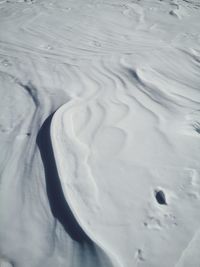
left=0, top=0, right=200, bottom=266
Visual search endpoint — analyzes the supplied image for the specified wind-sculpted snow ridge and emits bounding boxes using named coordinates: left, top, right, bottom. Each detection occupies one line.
left=51, top=99, right=124, bottom=267
left=1, top=0, right=200, bottom=266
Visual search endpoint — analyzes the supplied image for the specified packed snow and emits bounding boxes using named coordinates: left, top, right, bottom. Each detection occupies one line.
left=0, top=0, right=200, bottom=266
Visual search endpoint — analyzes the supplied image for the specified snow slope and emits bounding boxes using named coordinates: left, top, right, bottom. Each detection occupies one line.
left=0, top=0, right=200, bottom=266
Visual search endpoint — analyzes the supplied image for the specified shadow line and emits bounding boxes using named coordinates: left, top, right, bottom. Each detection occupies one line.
left=37, top=114, right=91, bottom=243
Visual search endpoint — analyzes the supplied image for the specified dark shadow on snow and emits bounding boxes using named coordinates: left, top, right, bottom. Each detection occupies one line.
left=37, top=114, right=91, bottom=243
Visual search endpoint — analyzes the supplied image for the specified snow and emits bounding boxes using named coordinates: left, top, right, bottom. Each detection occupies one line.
left=0, top=0, right=200, bottom=266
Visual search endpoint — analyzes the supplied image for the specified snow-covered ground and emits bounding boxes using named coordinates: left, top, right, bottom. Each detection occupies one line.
left=0, top=0, right=200, bottom=266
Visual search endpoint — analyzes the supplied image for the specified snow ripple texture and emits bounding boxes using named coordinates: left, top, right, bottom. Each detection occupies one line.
left=0, top=0, right=200, bottom=267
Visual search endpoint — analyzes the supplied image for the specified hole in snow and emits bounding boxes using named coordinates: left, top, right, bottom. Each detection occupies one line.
left=155, top=190, right=167, bottom=205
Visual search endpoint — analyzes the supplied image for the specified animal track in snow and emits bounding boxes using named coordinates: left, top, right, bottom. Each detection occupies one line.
left=143, top=216, right=162, bottom=230
left=135, top=248, right=145, bottom=262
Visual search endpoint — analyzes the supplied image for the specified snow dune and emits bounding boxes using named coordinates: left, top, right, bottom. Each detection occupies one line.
left=0, top=0, right=200, bottom=266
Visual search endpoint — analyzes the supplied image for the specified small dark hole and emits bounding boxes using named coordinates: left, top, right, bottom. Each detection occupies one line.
left=155, top=190, right=167, bottom=205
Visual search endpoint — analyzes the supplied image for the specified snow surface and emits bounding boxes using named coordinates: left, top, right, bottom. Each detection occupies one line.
left=0, top=0, right=200, bottom=266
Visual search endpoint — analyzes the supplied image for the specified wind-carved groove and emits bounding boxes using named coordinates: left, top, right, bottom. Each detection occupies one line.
left=18, top=81, right=40, bottom=108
